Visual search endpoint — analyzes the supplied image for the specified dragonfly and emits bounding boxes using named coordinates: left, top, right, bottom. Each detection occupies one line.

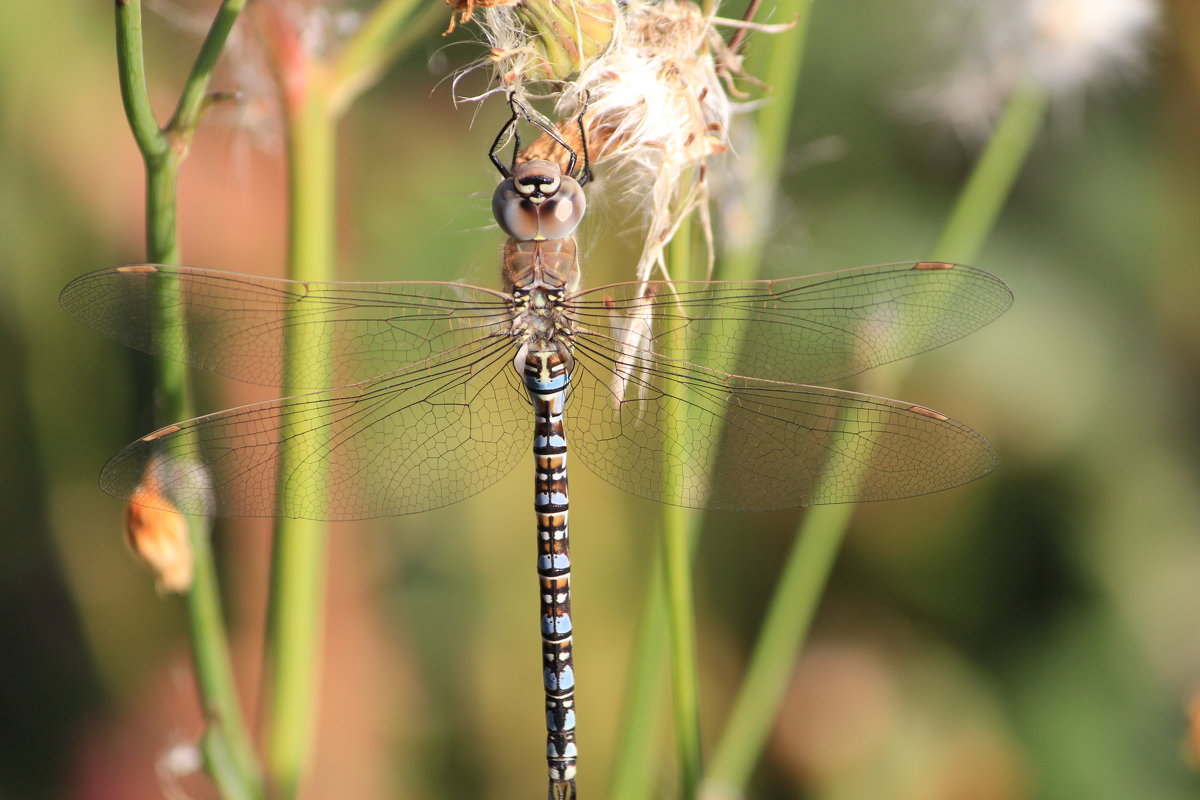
left=61, top=96, right=1011, bottom=799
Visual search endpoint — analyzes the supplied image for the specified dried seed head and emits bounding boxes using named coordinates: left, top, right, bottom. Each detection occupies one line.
left=124, top=454, right=214, bottom=594
left=908, top=0, right=1160, bottom=138
left=126, top=485, right=193, bottom=595
left=449, top=0, right=617, bottom=81
left=463, top=0, right=747, bottom=281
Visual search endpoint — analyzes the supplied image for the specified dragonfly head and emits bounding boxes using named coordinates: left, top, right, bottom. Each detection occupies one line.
left=493, top=160, right=586, bottom=241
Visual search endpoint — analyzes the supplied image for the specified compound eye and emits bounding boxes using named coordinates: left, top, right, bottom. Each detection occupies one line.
left=493, top=173, right=586, bottom=240
left=493, top=178, right=541, bottom=240
left=534, top=175, right=585, bottom=239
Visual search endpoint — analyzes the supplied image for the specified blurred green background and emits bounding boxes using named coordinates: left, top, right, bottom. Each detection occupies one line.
left=2, top=1, right=1199, bottom=798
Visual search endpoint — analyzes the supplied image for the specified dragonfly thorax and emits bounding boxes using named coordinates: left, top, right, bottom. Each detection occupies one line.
left=493, top=160, right=586, bottom=241
left=502, top=237, right=581, bottom=294
left=510, top=282, right=572, bottom=343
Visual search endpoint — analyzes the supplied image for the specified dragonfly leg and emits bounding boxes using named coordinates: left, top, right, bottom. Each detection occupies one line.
left=574, top=91, right=592, bottom=187
left=490, top=93, right=522, bottom=178
left=502, top=92, right=593, bottom=185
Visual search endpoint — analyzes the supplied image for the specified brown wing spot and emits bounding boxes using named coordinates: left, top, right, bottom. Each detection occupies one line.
left=913, top=261, right=953, bottom=271
left=908, top=405, right=949, bottom=421
left=117, top=265, right=159, bottom=274
left=142, top=424, right=183, bottom=441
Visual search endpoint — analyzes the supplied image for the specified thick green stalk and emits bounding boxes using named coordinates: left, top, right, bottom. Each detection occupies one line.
left=115, top=2, right=261, bottom=797
left=255, top=9, right=437, bottom=795
left=703, top=84, right=1047, bottom=797
left=263, top=70, right=337, bottom=800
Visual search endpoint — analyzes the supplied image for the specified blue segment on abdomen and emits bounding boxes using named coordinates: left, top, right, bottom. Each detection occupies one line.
left=527, top=373, right=569, bottom=392
left=538, top=553, right=571, bottom=572
left=543, top=664, right=575, bottom=692
left=542, top=613, right=573, bottom=636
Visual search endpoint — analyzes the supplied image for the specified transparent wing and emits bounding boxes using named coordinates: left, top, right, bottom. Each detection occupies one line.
left=102, top=337, right=528, bottom=520
left=567, top=262, right=1012, bottom=385
left=60, top=265, right=513, bottom=389
left=565, top=333, right=995, bottom=510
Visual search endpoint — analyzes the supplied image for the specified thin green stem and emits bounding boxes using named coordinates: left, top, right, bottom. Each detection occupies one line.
left=661, top=223, right=704, bottom=799
left=611, top=5, right=814, bottom=792
left=718, top=0, right=812, bottom=284
left=330, top=0, right=437, bottom=112
left=169, top=0, right=248, bottom=137
left=608, top=565, right=670, bottom=800
left=150, top=147, right=262, bottom=800
left=702, top=505, right=851, bottom=793
left=115, top=2, right=260, bottom=797
left=115, top=0, right=169, bottom=160
left=191, top=565, right=262, bottom=800
left=663, top=508, right=702, bottom=799
left=931, top=85, right=1048, bottom=263
left=144, top=153, right=181, bottom=278
left=669, top=2, right=807, bottom=794
left=703, top=82, right=1047, bottom=799
left=263, top=67, right=337, bottom=800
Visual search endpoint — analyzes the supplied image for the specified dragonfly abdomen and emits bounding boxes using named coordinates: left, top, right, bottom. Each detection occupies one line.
left=526, top=347, right=579, bottom=791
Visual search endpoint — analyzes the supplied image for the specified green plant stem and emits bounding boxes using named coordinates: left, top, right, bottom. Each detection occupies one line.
left=609, top=6, right=814, bottom=794
left=169, top=0, right=248, bottom=135
left=252, top=9, right=432, bottom=794
left=116, top=0, right=169, bottom=160
left=115, top=3, right=261, bottom=798
left=663, top=505, right=702, bottom=799
left=702, top=505, right=851, bottom=794
left=609, top=565, right=670, bottom=800
left=263, top=67, right=337, bottom=800
left=931, top=85, right=1048, bottom=263
left=719, top=0, right=811, bottom=284
left=331, top=0, right=437, bottom=111
left=703, top=84, right=1047, bottom=798
left=661, top=222, right=704, bottom=799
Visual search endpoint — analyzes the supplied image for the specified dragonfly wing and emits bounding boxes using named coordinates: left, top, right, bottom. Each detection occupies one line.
left=566, top=333, right=995, bottom=510
left=61, top=265, right=513, bottom=389
left=567, top=262, right=1011, bottom=385
left=103, top=337, right=527, bottom=520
